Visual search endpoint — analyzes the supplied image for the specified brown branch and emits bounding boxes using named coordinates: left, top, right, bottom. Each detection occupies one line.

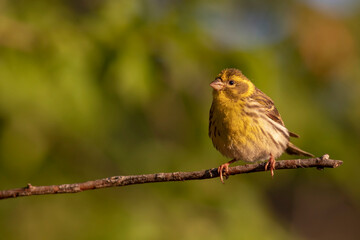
left=0, top=154, right=342, bottom=200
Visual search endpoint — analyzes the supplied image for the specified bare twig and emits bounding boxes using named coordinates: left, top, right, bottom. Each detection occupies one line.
left=0, top=154, right=342, bottom=200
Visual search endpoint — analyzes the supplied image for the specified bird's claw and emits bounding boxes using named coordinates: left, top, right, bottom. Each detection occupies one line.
left=218, top=163, right=230, bottom=184
left=265, top=154, right=276, bottom=177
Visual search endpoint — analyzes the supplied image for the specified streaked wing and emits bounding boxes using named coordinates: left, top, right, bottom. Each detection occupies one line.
left=250, top=87, right=285, bottom=126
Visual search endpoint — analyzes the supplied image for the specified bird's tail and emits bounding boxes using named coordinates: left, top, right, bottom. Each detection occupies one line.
left=286, top=142, right=314, bottom=157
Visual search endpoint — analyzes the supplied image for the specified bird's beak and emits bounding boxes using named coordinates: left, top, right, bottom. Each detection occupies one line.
left=210, top=79, right=225, bottom=91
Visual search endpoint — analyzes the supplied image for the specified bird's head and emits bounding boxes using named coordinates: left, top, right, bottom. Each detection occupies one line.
left=210, top=68, right=255, bottom=102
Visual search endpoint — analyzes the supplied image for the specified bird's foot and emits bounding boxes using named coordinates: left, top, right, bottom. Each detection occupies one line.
left=218, top=159, right=237, bottom=183
left=265, top=153, right=276, bottom=177
left=218, top=163, right=230, bottom=183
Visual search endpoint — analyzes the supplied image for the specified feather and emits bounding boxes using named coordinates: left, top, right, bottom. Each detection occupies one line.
left=250, top=88, right=285, bottom=126
left=286, top=142, right=314, bottom=157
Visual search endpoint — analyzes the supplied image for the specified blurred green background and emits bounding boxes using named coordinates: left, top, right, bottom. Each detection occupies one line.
left=1, top=0, right=360, bottom=239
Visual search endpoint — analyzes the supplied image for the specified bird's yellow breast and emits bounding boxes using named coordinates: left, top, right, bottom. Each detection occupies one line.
left=210, top=92, right=257, bottom=157
left=209, top=90, right=288, bottom=162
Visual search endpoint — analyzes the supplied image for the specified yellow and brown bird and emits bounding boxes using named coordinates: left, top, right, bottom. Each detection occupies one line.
left=209, top=68, right=313, bottom=183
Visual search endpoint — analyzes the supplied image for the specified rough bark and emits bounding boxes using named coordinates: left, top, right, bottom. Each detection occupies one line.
left=0, top=154, right=342, bottom=200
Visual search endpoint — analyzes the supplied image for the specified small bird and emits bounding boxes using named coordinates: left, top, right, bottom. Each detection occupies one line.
left=209, top=68, right=313, bottom=183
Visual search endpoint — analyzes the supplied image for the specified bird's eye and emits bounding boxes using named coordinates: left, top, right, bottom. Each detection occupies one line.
left=229, top=80, right=235, bottom=85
